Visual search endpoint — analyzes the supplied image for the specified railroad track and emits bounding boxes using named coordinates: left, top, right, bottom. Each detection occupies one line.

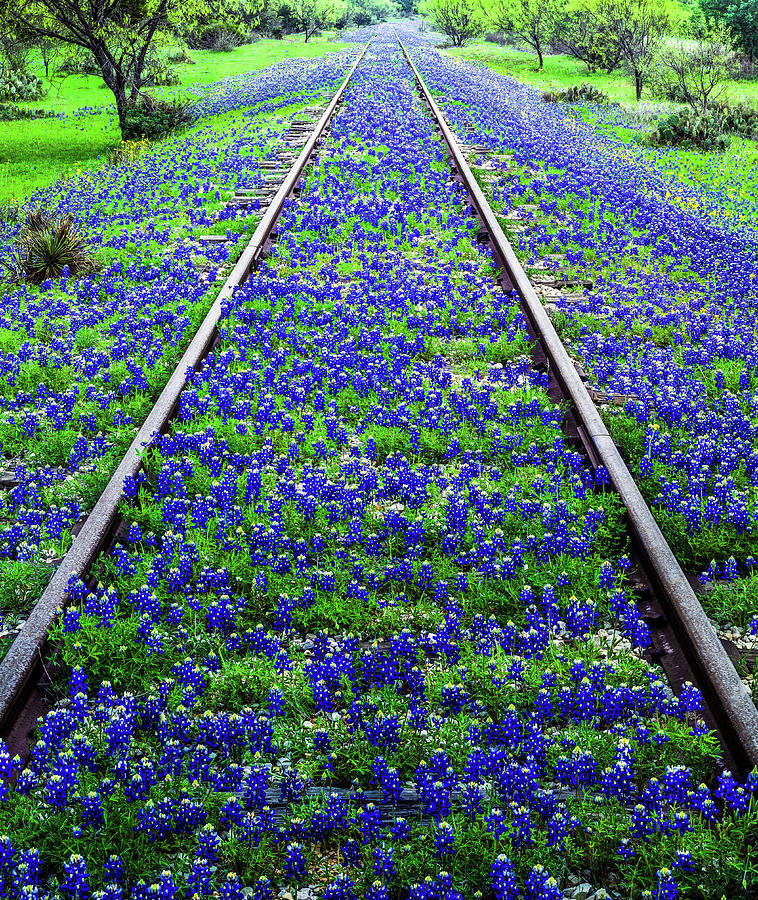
left=398, top=37, right=758, bottom=778
left=0, top=33, right=755, bottom=897
left=0, top=38, right=372, bottom=759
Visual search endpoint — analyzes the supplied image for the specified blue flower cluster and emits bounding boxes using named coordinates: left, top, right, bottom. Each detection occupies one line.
left=404, top=30, right=758, bottom=620
left=0, top=51, right=357, bottom=622
left=0, top=30, right=755, bottom=900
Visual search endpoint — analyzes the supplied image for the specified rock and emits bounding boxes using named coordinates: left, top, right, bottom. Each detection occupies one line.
left=567, top=875, right=580, bottom=888
left=278, top=892, right=294, bottom=900
left=573, top=885, right=593, bottom=900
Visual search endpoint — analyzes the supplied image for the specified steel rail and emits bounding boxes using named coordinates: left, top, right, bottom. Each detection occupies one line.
left=398, top=38, right=758, bottom=776
left=0, top=38, right=372, bottom=744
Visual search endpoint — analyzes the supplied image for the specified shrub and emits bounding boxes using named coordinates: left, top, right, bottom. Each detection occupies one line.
left=0, top=211, right=99, bottom=285
left=0, top=203, right=21, bottom=226
left=121, top=95, right=194, bottom=141
left=165, top=46, right=196, bottom=65
left=195, top=25, right=245, bottom=51
left=107, top=138, right=152, bottom=168
left=484, top=30, right=506, bottom=45
left=649, top=108, right=730, bottom=151
left=0, top=103, right=57, bottom=121
left=58, top=54, right=100, bottom=76
left=542, top=83, right=614, bottom=105
left=0, top=70, right=43, bottom=102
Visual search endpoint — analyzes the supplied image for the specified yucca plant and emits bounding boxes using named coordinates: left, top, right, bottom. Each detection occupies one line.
left=0, top=210, right=99, bottom=285
left=23, top=213, right=99, bottom=284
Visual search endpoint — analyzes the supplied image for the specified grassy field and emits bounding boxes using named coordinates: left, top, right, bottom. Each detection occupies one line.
left=0, top=36, right=349, bottom=204
left=449, top=41, right=758, bottom=106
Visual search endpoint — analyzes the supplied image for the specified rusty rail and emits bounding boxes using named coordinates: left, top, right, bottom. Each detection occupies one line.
left=398, top=38, right=758, bottom=777
left=0, top=39, right=372, bottom=747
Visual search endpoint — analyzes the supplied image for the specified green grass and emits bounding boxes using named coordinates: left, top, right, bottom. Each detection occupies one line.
left=0, top=36, right=349, bottom=204
left=448, top=41, right=758, bottom=106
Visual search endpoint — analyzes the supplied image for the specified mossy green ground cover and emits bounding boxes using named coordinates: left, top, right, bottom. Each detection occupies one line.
left=0, top=37, right=349, bottom=203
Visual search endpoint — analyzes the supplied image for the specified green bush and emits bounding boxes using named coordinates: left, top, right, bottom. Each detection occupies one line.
left=165, top=46, right=196, bottom=65
left=121, top=95, right=194, bottom=141
left=649, top=108, right=731, bottom=151
left=0, top=70, right=43, bottom=102
left=0, top=103, right=57, bottom=121
left=542, top=83, right=615, bottom=105
left=191, top=24, right=245, bottom=51
left=58, top=54, right=100, bottom=76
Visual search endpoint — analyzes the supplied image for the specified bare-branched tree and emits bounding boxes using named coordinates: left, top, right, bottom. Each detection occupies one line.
left=556, top=6, right=623, bottom=73
left=281, top=0, right=343, bottom=41
left=653, top=21, right=738, bottom=112
left=597, top=0, right=670, bottom=101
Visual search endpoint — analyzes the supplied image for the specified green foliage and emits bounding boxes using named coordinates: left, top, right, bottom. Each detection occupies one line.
left=164, top=46, right=196, bottom=64
left=556, top=6, right=623, bottom=74
left=192, top=23, right=246, bottom=51
left=543, top=81, right=615, bottom=103
left=650, top=107, right=731, bottom=150
left=698, top=0, right=758, bottom=61
left=349, top=0, right=400, bottom=26
left=121, top=95, right=194, bottom=141
left=485, top=0, right=565, bottom=68
left=142, top=52, right=181, bottom=85
left=0, top=68, right=43, bottom=102
left=420, top=0, right=484, bottom=46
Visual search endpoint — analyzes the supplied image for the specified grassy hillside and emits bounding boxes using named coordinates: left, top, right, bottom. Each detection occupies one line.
left=0, top=36, right=349, bottom=204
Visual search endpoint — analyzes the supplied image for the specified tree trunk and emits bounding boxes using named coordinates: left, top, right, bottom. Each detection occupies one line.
left=634, top=69, right=643, bottom=102
left=537, top=44, right=543, bottom=70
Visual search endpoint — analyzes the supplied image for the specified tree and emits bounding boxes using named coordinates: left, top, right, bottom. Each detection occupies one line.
left=396, top=0, right=417, bottom=15
left=279, top=0, right=343, bottom=40
left=38, top=34, right=65, bottom=82
left=652, top=20, right=737, bottom=112
left=0, top=0, right=171, bottom=134
left=595, top=0, right=671, bottom=100
left=556, top=4, right=624, bottom=73
left=421, top=0, right=483, bottom=46
left=348, top=0, right=398, bottom=26
left=0, top=18, right=34, bottom=75
left=487, top=0, right=565, bottom=70
left=699, top=0, right=758, bottom=64
left=0, top=0, right=259, bottom=135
